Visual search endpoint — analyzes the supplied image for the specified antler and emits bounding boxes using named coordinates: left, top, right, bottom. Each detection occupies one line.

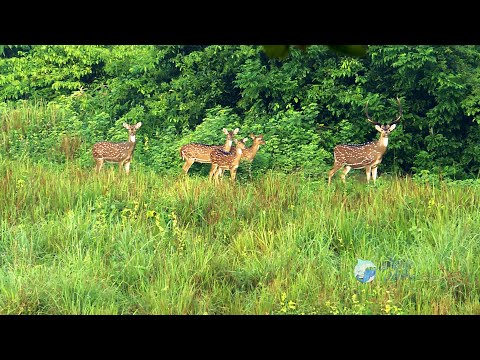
left=391, top=96, right=403, bottom=125
left=365, top=101, right=381, bottom=126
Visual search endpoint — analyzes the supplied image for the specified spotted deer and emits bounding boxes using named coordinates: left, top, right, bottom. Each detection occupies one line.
left=328, top=97, right=403, bottom=184
left=92, top=122, right=142, bottom=175
left=217, top=133, right=266, bottom=179
left=242, top=133, right=266, bottom=161
left=209, top=137, right=248, bottom=184
left=180, top=128, right=239, bottom=175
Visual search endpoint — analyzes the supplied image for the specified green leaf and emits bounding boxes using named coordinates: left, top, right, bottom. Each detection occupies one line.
left=262, top=45, right=290, bottom=60
left=328, top=45, right=368, bottom=57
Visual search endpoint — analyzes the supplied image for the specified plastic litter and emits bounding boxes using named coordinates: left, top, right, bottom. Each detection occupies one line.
left=354, top=259, right=376, bottom=283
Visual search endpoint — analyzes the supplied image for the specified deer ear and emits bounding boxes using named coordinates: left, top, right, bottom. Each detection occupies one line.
left=389, top=123, right=397, bottom=131
left=375, top=125, right=382, bottom=132
left=249, top=133, right=255, bottom=139
left=243, top=137, right=248, bottom=143
left=136, top=122, right=143, bottom=129
left=123, top=122, right=129, bottom=129
left=234, top=138, right=239, bottom=144
left=233, top=128, right=239, bottom=134
left=223, top=128, right=228, bottom=134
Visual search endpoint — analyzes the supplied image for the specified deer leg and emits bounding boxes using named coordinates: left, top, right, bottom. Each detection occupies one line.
left=365, top=165, right=372, bottom=183
left=124, top=161, right=131, bottom=175
left=209, top=164, right=218, bottom=181
left=213, top=167, right=222, bottom=185
left=328, top=162, right=343, bottom=185
left=182, top=159, right=195, bottom=174
left=219, top=169, right=227, bottom=182
left=340, top=166, right=351, bottom=183
left=95, top=159, right=104, bottom=173
left=372, top=166, right=378, bottom=183
left=231, top=169, right=237, bottom=183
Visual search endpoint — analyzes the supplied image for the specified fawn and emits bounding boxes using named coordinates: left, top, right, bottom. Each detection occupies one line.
left=92, top=122, right=142, bottom=175
left=209, top=137, right=248, bottom=184
left=217, top=133, right=266, bottom=178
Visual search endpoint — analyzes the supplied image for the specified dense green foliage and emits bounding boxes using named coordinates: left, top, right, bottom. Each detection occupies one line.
left=1, top=157, right=479, bottom=314
left=1, top=45, right=480, bottom=179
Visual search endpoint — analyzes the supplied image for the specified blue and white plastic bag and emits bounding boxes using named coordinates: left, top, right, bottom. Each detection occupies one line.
left=354, top=259, right=376, bottom=283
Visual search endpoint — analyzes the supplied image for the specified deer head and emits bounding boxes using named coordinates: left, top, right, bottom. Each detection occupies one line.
left=223, top=127, right=240, bottom=149
left=365, top=96, right=402, bottom=139
left=241, top=133, right=266, bottom=161
left=249, top=133, right=266, bottom=145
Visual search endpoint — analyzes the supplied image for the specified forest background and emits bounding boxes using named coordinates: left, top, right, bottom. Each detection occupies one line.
left=1, top=44, right=479, bottom=180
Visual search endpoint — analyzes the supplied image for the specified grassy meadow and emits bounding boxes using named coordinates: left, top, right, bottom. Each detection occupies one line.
left=1, top=156, right=479, bottom=314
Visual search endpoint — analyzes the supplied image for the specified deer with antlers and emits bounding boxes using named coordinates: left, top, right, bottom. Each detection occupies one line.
left=180, top=128, right=239, bottom=176
left=92, top=122, right=142, bottom=175
left=328, top=97, right=403, bottom=185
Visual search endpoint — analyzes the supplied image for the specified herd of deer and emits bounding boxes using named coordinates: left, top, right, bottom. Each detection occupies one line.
left=92, top=98, right=403, bottom=185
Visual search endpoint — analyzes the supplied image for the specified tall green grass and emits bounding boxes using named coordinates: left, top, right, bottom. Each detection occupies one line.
left=1, top=156, right=479, bottom=314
